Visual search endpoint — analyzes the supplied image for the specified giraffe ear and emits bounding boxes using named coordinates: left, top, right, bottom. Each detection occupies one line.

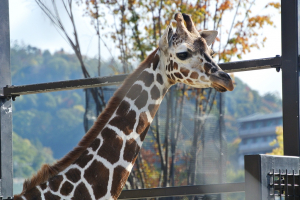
left=159, top=25, right=173, bottom=52
left=199, top=30, right=218, bottom=46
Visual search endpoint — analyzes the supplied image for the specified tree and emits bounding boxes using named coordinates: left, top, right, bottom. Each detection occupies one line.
left=269, top=126, right=283, bottom=156
left=34, top=0, right=281, bottom=194
left=13, top=132, right=55, bottom=178
left=35, top=0, right=109, bottom=133
left=80, top=0, right=280, bottom=194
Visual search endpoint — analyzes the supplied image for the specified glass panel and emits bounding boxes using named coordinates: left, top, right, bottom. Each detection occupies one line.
left=10, top=0, right=282, bottom=197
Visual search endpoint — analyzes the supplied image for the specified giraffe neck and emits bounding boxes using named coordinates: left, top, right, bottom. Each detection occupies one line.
left=15, top=48, right=172, bottom=200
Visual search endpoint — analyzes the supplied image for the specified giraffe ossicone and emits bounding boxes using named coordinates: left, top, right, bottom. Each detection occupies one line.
left=14, top=13, right=234, bottom=200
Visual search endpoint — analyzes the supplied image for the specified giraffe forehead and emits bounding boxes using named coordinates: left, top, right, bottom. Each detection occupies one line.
left=175, top=44, right=188, bottom=53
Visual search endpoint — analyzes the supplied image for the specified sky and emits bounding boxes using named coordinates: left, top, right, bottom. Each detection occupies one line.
left=8, top=0, right=282, bottom=97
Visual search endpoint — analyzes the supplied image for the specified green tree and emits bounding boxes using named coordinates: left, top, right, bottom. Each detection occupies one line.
left=13, top=132, right=55, bottom=178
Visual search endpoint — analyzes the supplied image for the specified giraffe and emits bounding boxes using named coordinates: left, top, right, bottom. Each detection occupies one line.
left=14, top=13, right=234, bottom=200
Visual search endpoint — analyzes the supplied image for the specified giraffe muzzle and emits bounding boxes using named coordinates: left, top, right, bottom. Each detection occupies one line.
left=210, top=71, right=234, bottom=92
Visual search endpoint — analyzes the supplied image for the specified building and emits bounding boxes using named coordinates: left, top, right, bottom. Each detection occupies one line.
left=238, top=112, right=282, bottom=167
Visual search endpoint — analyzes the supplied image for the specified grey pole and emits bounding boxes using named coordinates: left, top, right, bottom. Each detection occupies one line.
left=0, top=0, right=13, bottom=198
left=281, top=0, right=300, bottom=156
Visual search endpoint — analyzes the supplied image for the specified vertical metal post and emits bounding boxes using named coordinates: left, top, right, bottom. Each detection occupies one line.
left=244, top=155, right=262, bottom=200
left=0, top=0, right=13, bottom=198
left=281, top=0, right=300, bottom=156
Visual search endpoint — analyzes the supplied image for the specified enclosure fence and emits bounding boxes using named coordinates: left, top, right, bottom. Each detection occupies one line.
left=1, top=0, right=300, bottom=199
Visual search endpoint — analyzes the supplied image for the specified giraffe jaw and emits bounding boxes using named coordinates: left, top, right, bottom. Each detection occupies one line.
left=211, top=82, right=229, bottom=92
left=210, top=73, right=234, bottom=92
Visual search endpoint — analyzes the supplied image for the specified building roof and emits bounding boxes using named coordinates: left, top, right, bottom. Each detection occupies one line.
left=237, top=111, right=282, bottom=123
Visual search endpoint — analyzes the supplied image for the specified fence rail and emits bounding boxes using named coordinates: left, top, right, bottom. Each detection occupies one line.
left=119, top=183, right=245, bottom=199
left=0, top=56, right=281, bottom=100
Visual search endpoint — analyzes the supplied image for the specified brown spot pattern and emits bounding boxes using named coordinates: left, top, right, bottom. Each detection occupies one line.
left=150, top=85, right=160, bottom=100
left=170, top=74, right=176, bottom=81
left=65, top=168, right=81, bottom=183
left=168, top=60, right=173, bottom=71
left=152, top=54, right=160, bottom=70
left=116, top=101, right=130, bottom=116
left=49, top=175, right=63, bottom=192
left=74, top=150, right=93, bottom=168
left=180, top=68, right=190, bottom=77
left=60, top=181, right=73, bottom=196
left=84, top=160, right=109, bottom=199
left=148, top=104, right=160, bottom=119
left=123, top=139, right=140, bottom=163
left=90, top=138, right=101, bottom=151
left=111, top=166, right=130, bottom=199
left=127, top=84, right=142, bottom=100
left=138, top=71, right=154, bottom=87
left=170, top=62, right=174, bottom=71
left=140, top=125, right=150, bottom=141
left=187, top=79, right=193, bottom=84
left=204, top=63, right=212, bottom=74
left=156, top=74, right=163, bottom=85
left=23, top=187, right=42, bottom=200
left=173, top=62, right=178, bottom=70
left=137, top=112, right=149, bottom=134
left=134, top=90, right=148, bottom=109
left=98, top=128, right=123, bottom=164
left=40, top=182, right=47, bottom=190
left=72, top=182, right=93, bottom=200
left=174, top=72, right=183, bottom=79
left=190, top=71, right=199, bottom=79
left=109, top=110, right=136, bottom=135
left=44, top=192, right=60, bottom=200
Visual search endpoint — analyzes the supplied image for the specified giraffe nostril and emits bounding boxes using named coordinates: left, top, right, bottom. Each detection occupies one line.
left=219, top=72, right=231, bottom=79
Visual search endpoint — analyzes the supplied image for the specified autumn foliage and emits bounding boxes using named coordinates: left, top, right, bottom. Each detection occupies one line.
left=77, top=0, right=281, bottom=191
left=81, top=0, right=280, bottom=67
left=33, top=0, right=282, bottom=192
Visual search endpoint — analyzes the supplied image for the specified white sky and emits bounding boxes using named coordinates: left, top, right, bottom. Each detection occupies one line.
left=8, top=0, right=282, bottom=97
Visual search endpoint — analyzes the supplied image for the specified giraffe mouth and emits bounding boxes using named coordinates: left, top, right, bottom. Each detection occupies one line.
left=212, top=83, right=228, bottom=92
left=210, top=72, right=234, bottom=92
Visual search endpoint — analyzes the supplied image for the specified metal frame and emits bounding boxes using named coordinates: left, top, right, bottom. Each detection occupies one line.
left=1, top=57, right=281, bottom=99
left=119, top=183, right=245, bottom=199
left=0, top=0, right=299, bottom=199
left=0, top=1, right=13, bottom=199
left=281, top=0, right=300, bottom=156
left=244, top=154, right=300, bottom=200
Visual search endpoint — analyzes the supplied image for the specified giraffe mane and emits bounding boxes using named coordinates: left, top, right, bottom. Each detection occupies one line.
left=17, top=48, right=160, bottom=197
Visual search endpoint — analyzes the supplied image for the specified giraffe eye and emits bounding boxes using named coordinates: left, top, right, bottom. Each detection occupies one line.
left=176, top=52, right=188, bottom=60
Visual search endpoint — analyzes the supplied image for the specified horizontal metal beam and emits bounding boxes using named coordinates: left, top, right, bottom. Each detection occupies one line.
left=220, top=56, right=281, bottom=73
left=118, top=183, right=245, bottom=199
left=2, top=74, right=128, bottom=98
left=1, top=57, right=281, bottom=98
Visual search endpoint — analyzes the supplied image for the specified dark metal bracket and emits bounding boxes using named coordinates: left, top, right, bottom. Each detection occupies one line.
left=0, top=86, right=19, bottom=101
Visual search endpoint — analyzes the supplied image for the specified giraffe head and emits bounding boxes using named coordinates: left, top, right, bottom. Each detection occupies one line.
left=159, top=13, right=234, bottom=92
